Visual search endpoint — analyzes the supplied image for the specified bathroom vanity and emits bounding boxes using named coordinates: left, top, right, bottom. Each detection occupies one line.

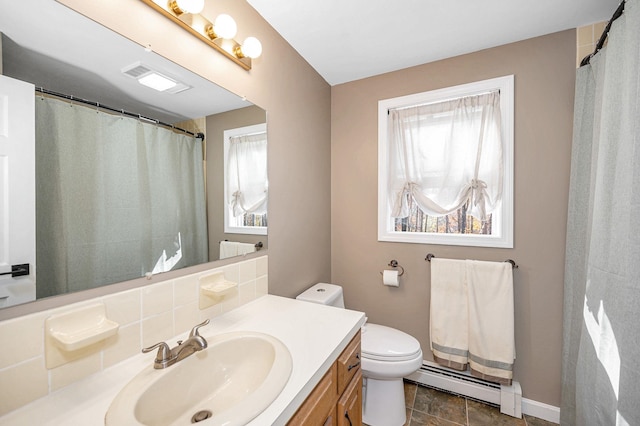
left=0, top=295, right=366, bottom=425
left=288, top=331, right=362, bottom=425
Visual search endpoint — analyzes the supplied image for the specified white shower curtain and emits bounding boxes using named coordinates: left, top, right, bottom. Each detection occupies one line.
left=35, top=97, right=208, bottom=297
left=562, top=1, right=640, bottom=425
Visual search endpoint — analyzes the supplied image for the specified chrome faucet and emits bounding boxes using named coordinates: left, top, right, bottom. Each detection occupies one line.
left=142, top=319, right=209, bottom=369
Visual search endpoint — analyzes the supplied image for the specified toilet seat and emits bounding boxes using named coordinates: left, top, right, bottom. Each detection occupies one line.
left=361, top=323, right=422, bottom=362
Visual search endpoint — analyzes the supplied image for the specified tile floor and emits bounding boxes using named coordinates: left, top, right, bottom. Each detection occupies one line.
left=401, top=381, right=559, bottom=426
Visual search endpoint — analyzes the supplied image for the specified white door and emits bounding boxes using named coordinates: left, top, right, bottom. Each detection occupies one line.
left=0, top=75, right=35, bottom=308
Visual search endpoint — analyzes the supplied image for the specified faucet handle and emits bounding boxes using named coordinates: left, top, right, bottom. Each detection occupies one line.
left=189, top=319, right=210, bottom=338
left=142, top=342, right=171, bottom=362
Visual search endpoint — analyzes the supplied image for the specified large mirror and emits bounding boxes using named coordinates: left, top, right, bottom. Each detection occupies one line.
left=0, top=0, right=267, bottom=310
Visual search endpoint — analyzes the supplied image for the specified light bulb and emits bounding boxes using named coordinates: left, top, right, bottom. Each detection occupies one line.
left=239, top=37, right=262, bottom=59
left=214, top=14, right=237, bottom=39
left=171, top=0, right=204, bottom=15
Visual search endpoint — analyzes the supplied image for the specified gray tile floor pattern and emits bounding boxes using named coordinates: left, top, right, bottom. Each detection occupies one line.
left=397, top=381, right=559, bottom=426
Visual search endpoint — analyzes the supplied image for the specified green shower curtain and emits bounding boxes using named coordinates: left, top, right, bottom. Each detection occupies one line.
left=35, top=96, right=208, bottom=298
left=562, top=0, right=640, bottom=424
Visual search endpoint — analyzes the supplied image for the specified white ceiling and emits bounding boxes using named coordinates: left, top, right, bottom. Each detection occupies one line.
left=247, top=0, right=620, bottom=85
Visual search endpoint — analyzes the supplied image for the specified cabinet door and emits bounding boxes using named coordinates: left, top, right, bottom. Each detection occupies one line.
left=337, top=370, right=363, bottom=426
left=288, top=364, right=338, bottom=425
left=322, top=406, right=337, bottom=426
left=337, top=332, right=361, bottom=395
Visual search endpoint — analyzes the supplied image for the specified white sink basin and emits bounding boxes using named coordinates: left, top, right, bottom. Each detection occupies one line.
left=106, top=331, right=292, bottom=426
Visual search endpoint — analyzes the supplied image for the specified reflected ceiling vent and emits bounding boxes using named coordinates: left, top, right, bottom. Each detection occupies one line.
left=121, top=62, right=191, bottom=94
left=123, top=63, right=151, bottom=78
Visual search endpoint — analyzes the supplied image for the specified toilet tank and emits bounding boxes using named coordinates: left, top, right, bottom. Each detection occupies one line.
left=296, top=283, right=345, bottom=308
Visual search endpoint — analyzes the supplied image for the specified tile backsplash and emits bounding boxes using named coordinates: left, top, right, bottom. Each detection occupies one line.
left=577, top=21, right=607, bottom=66
left=0, top=255, right=268, bottom=417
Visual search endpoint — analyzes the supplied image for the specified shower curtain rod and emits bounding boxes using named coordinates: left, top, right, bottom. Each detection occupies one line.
left=580, top=0, right=626, bottom=67
left=35, top=87, right=205, bottom=140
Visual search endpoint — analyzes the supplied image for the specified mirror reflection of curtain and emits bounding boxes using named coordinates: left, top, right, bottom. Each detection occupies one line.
left=562, top=1, right=640, bottom=425
left=227, top=132, right=268, bottom=217
left=35, top=96, right=208, bottom=298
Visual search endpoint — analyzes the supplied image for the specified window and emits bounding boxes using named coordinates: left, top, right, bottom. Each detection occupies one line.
left=224, top=123, right=268, bottom=235
left=378, top=75, right=514, bottom=248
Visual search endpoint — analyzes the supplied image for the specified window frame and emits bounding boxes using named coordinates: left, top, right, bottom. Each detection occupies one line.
left=223, top=123, right=268, bottom=236
left=377, top=75, right=514, bottom=248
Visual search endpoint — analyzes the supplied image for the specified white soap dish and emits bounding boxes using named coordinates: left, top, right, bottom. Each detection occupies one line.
left=199, top=271, right=238, bottom=308
left=201, top=280, right=237, bottom=297
left=46, top=303, right=119, bottom=352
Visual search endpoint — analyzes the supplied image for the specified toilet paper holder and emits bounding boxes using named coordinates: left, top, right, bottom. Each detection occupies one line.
left=379, top=260, right=405, bottom=276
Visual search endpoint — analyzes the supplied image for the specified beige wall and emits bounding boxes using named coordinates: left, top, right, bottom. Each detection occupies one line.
left=57, top=0, right=332, bottom=298
left=331, top=30, right=576, bottom=406
left=206, top=105, right=267, bottom=260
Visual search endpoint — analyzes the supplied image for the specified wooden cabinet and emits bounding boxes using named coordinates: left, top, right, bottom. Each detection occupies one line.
left=337, top=370, right=362, bottom=426
left=288, top=331, right=362, bottom=426
left=336, top=331, right=361, bottom=395
left=287, top=364, right=338, bottom=425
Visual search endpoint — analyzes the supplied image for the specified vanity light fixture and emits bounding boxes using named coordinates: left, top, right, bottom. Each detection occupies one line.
left=169, top=0, right=204, bottom=15
left=235, top=36, right=262, bottom=59
left=206, top=14, right=237, bottom=40
left=141, top=0, right=262, bottom=70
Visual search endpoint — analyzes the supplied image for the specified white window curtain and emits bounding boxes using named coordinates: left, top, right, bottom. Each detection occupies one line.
left=227, top=132, right=268, bottom=217
left=388, top=91, right=503, bottom=222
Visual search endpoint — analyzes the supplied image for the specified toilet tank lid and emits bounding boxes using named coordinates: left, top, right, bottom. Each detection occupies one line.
left=361, top=323, right=422, bottom=360
left=296, top=283, right=343, bottom=305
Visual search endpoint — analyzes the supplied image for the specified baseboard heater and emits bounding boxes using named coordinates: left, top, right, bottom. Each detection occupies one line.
left=406, top=361, right=522, bottom=418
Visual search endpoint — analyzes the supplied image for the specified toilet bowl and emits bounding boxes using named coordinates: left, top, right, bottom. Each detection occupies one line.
left=296, top=283, right=423, bottom=426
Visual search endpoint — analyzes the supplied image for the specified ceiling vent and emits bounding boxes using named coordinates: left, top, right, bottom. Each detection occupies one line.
left=121, top=62, right=191, bottom=94
left=122, top=63, right=152, bottom=78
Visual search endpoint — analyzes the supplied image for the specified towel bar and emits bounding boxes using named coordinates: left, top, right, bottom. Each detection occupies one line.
left=219, top=240, right=263, bottom=250
left=424, top=253, right=518, bottom=269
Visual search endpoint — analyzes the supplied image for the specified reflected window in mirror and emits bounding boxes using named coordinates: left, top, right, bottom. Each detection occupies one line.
left=224, top=123, right=268, bottom=236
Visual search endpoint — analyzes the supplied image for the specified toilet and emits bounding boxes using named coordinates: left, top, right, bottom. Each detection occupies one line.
left=296, top=283, right=423, bottom=426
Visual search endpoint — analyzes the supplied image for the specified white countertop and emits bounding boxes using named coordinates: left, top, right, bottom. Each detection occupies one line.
left=0, top=295, right=366, bottom=426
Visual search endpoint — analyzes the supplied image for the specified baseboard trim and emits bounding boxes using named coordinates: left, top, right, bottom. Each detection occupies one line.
left=522, top=398, right=560, bottom=424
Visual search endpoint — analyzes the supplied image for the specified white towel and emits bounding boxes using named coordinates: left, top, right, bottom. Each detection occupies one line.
left=236, top=242, right=256, bottom=256
left=466, top=260, right=515, bottom=384
left=430, top=258, right=469, bottom=370
left=219, top=241, right=238, bottom=259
